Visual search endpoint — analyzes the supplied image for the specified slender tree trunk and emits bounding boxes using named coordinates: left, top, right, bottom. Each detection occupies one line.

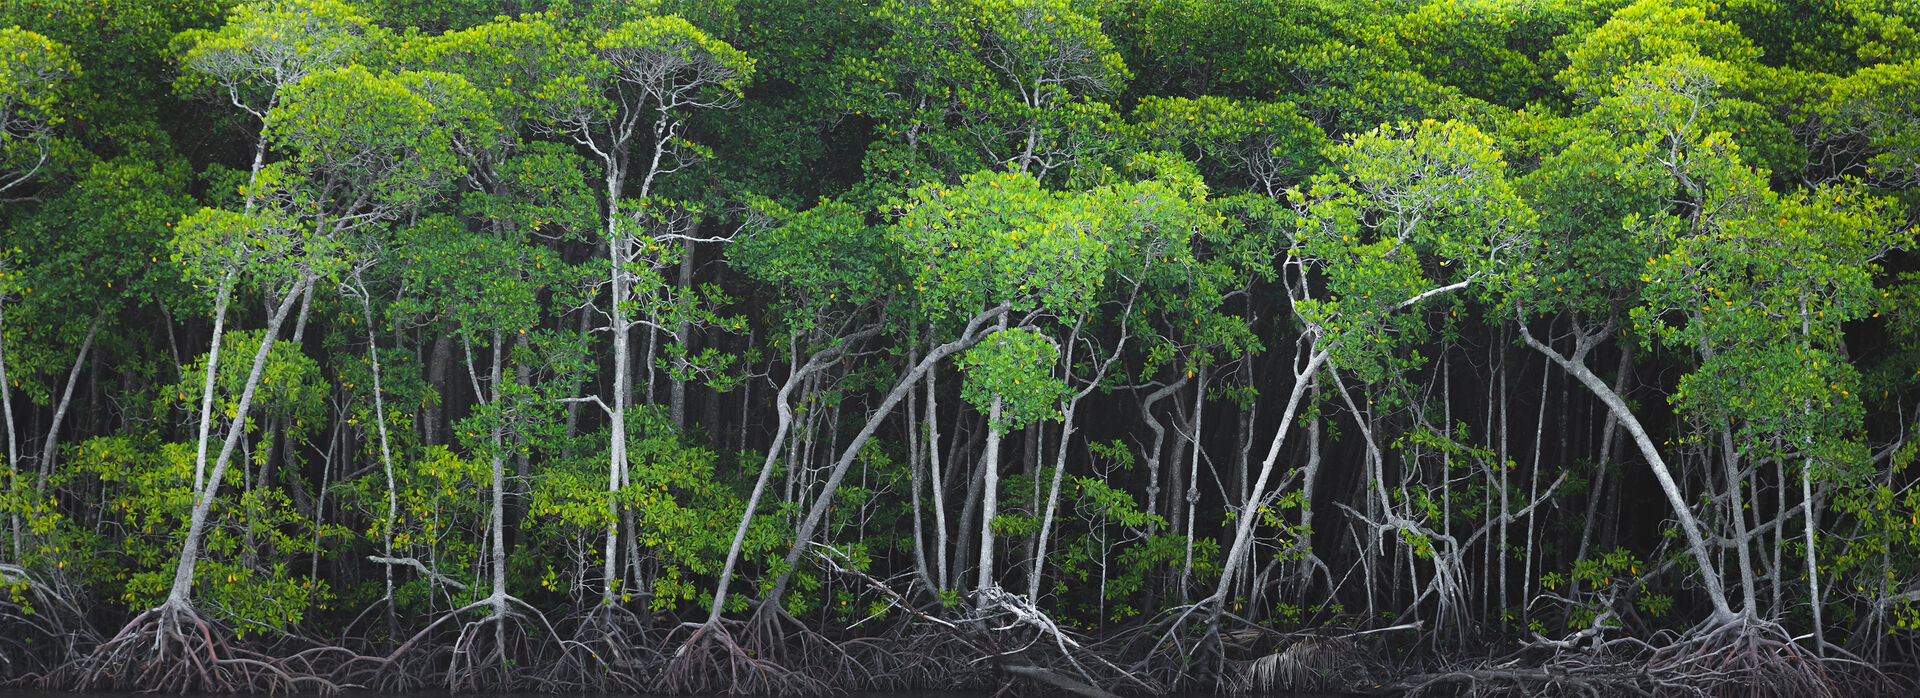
left=192, top=276, right=237, bottom=495
left=39, top=314, right=103, bottom=488
left=1139, top=376, right=1189, bottom=535
left=1208, top=346, right=1328, bottom=615
left=1525, top=356, right=1548, bottom=619
left=705, top=325, right=876, bottom=624
left=974, top=393, right=1004, bottom=598
left=1721, top=426, right=1756, bottom=616
left=354, top=282, right=400, bottom=634
left=1519, top=318, right=1736, bottom=622
left=1180, top=365, right=1207, bottom=602
left=1573, top=347, right=1630, bottom=596
left=1802, top=460, right=1824, bottom=652
left=670, top=235, right=694, bottom=429
left=906, top=342, right=934, bottom=594
left=763, top=304, right=1008, bottom=606
left=604, top=231, right=630, bottom=605
left=488, top=332, right=507, bottom=601
left=164, top=276, right=308, bottom=608
left=928, top=339, right=950, bottom=590
left=425, top=335, right=451, bottom=446
left=1, top=298, right=18, bottom=561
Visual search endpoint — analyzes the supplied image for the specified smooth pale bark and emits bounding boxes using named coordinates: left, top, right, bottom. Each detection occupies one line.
left=1137, top=376, right=1189, bottom=534
left=973, top=393, right=1004, bottom=598
left=906, top=341, right=934, bottom=594
left=1179, top=364, right=1207, bottom=601
left=1, top=298, right=17, bottom=560
left=1518, top=317, right=1736, bottom=622
left=704, top=323, right=878, bottom=624
left=973, top=314, right=1011, bottom=598
left=1206, top=345, right=1328, bottom=613
left=164, top=276, right=309, bottom=606
left=1720, top=426, right=1757, bottom=616
left=670, top=237, right=694, bottom=429
left=1802, top=460, right=1825, bottom=653
left=1028, top=307, right=1132, bottom=601
left=763, top=303, right=1008, bottom=605
left=1573, top=347, right=1630, bottom=596
left=603, top=228, right=630, bottom=605
left=927, top=341, right=950, bottom=590
left=487, top=332, right=507, bottom=601
left=351, top=279, right=400, bottom=607
left=37, top=314, right=101, bottom=486
left=1525, top=356, right=1549, bottom=616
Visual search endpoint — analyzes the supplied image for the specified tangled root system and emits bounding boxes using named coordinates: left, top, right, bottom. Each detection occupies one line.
left=653, top=619, right=828, bottom=695
left=48, top=601, right=333, bottom=694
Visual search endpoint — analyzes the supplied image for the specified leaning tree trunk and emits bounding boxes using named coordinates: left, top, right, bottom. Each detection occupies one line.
left=762, top=303, right=1008, bottom=605
left=704, top=323, right=878, bottom=624
left=37, top=313, right=102, bottom=489
left=1207, top=345, right=1328, bottom=617
left=163, top=275, right=309, bottom=609
left=1028, top=307, right=1133, bottom=601
left=1518, top=315, right=1736, bottom=623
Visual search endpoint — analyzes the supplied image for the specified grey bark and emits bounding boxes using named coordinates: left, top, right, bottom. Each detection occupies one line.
left=37, top=313, right=101, bottom=488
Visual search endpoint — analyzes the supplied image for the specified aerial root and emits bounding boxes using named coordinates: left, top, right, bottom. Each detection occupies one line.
left=544, top=601, right=658, bottom=692
left=1377, top=618, right=1860, bottom=697
left=45, top=600, right=337, bottom=694
left=652, top=619, right=828, bottom=695
left=0, top=563, right=95, bottom=681
left=1641, top=620, right=1839, bottom=698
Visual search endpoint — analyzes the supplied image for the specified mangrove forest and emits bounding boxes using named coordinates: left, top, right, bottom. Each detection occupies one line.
left=1, top=0, right=1918, bottom=695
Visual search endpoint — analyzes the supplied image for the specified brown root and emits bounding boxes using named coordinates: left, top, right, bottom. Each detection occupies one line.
left=544, top=601, right=660, bottom=692
left=46, top=600, right=335, bottom=694
left=0, top=563, right=95, bottom=681
left=1380, top=618, right=1860, bottom=698
left=1641, top=619, right=1839, bottom=698
left=348, top=593, right=561, bottom=693
left=652, top=619, right=828, bottom=695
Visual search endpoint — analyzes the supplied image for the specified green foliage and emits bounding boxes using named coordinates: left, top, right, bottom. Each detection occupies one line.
left=0, top=26, right=76, bottom=192
left=958, top=327, right=1069, bottom=430
left=891, top=169, right=1108, bottom=320
left=1295, top=119, right=1534, bottom=380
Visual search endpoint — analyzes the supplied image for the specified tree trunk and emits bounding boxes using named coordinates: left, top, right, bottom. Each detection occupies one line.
left=1802, top=460, right=1824, bottom=653
left=763, top=303, right=1008, bottom=605
left=604, top=232, right=630, bottom=604
left=1, top=297, right=19, bottom=560
left=37, top=313, right=101, bottom=489
left=164, top=276, right=308, bottom=607
left=1518, top=317, right=1736, bottom=622
left=928, top=337, right=950, bottom=590
left=1180, top=365, right=1207, bottom=602
left=973, top=393, right=1004, bottom=599
left=705, top=324, right=877, bottom=624
left=1208, top=346, right=1328, bottom=615
left=425, top=334, right=451, bottom=446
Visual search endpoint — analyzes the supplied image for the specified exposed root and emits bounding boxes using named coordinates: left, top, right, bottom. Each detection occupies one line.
left=814, top=544, right=1154, bottom=696
left=349, top=592, right=563, bottom=693
left=1380, top=618, right=1858, bottom=697
left=1101, top=599, right=1225, bottom=692
left=545, top=601, right=659, bottom=692
left=652, top=619, right=828, bottom=695
left=0, top=563, right=95, bottom=681
left=46, top=599, right=334, bottom=694
left=1640, top=619, right=1839, bottom=698
left=740, top=598, right=857, bottom=686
